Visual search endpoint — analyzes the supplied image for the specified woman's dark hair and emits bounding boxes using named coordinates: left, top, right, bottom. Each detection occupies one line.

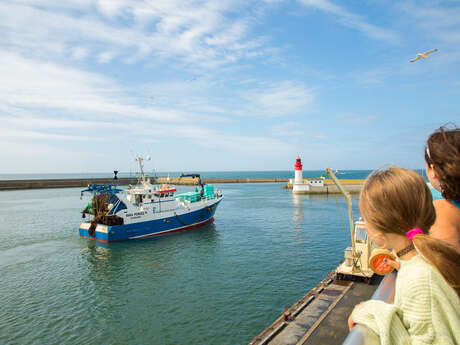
left=425, top=125, right=460, bottom=200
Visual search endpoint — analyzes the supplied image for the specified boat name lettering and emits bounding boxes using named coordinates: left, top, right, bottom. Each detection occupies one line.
left=126, top=211, right=146, bottom=217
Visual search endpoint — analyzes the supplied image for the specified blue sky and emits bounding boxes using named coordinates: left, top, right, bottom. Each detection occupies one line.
left=1, top=0, right=459, bottom=173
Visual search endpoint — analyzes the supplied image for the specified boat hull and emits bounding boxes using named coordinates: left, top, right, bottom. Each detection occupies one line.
left=79, top=199, right=221, bottom=242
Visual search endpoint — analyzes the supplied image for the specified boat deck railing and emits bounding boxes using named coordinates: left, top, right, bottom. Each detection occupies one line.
left=341, top=271, right=397, bottom=345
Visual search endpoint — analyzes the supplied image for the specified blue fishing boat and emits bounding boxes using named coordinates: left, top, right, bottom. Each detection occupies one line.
left=79, top=156, right=223, bottom=242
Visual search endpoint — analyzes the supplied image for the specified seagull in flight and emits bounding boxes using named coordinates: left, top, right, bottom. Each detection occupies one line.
left=410, top=49, right=438, bottom=62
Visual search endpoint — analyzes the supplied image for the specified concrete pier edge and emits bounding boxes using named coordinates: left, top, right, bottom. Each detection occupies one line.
left=0, top=177, right=364, bottom=192
left=0, top=177, right=288, bottom=191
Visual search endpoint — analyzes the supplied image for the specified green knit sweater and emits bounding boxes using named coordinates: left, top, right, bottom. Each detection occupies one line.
left=352, top=255, right=460, bottom=345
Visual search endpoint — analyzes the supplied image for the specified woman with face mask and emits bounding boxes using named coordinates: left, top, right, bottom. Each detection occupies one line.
left=425, top=126, right=460, bottom=249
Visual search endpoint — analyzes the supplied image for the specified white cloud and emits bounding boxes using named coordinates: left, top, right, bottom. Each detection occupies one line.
left=270, top=122, right=330, bottom=141
left=96, top=0, right=131, bottom=18
left=0, top=1, right=268, bottom=68
left=298, top=0, right=399, bottom=43
left=98, top=51, right=116, bottom=63
left=0, top=51, right=189, bottom=123
left=137, top=123, right=294, bottom=154
left=12, top=0, right=93, bottom=11
left=0, top=51, right=294, bottom=158
left=399, top=1, right=460, bottom=44
left=270, top=122, right=305, bottom=137
left=2, top=129, right=104, bottom=142
left=71, top=47, right=90, bottom=60
left=238, top=81, right=315, bottom=117
left=3, top=116, right=110, bottom=130
left=205, top=21, right=248, bottom=46
left=0, top=138, right=103, bottom=173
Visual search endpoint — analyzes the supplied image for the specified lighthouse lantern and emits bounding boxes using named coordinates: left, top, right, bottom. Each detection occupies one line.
left=294, top=156, right=303, bottom=184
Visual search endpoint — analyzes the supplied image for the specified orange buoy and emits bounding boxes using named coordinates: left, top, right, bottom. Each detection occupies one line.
left=369, top=249, right=396, bottom=275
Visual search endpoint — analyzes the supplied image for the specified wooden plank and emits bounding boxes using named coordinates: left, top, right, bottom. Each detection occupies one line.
left=295, top=283, right=353, bottom=345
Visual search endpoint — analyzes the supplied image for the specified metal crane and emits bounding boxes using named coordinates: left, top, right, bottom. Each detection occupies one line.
left=179, top=173, right=204, bottom=196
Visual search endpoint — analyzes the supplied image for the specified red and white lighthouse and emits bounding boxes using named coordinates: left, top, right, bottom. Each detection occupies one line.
left=294, top=156, right=303, bottom=184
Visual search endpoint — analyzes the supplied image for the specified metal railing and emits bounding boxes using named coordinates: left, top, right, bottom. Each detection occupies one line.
left=342, top=272, right=397, bottom=345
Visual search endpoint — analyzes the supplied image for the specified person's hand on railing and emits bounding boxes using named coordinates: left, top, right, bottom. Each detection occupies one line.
left=347, top=313, right=356, bottom=331
left=347, top=302, right=365, bottom=331
left=384, top=257, right=400, bottom=271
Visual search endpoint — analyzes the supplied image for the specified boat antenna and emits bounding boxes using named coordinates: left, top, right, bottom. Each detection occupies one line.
left=326, top=167, right=355, bottom=255
left=113, top=170, right=119, bottom=187
left=135, top=155, right=151, bottom=185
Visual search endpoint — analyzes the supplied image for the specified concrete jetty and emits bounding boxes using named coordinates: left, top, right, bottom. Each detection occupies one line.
left=0, top=176, right=364, bottom=193
left=0, top=176, right=290, bottom=191
left=283, top=179, right=365, bottom=194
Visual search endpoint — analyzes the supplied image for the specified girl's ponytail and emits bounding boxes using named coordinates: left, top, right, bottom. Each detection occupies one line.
left=413, top=234, right=460, bottom=297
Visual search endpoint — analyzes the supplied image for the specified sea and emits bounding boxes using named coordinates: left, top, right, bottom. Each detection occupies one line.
left=0, top=170, right=424, bottom=345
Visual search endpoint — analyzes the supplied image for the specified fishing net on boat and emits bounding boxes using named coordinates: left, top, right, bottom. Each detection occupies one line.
left=87, top=194, right=124, bottom=236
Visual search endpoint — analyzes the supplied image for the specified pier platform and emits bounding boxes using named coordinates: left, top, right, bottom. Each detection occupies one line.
left=283, top=179, right=365, bottom=194
left=249, top=272, right=393, bottom=345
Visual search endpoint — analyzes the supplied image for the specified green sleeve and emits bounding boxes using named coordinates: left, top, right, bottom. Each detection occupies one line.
left=351, top=300, right=411, bottom=345
left=396, top=265, right=459, bottom=345
left=352, top=258, right=460, bottom=345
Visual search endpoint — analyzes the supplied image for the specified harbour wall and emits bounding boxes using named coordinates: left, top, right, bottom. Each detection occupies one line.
left=0, top=177, right=290, bottom=191
left=283, top=179, right=365, bottom=194
left=0, top=177, right=364, bottom=193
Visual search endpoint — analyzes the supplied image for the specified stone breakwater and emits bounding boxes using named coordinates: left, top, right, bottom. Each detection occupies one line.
left=0, top=177, right=364, bottom=193
left=0, top=177, right=290, bottom=191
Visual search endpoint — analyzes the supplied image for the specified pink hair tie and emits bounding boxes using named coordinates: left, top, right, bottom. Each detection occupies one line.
left=406, top=228, right=423, bottom=240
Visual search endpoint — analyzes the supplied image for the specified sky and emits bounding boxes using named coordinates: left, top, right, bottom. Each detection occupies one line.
left=1, top=0, right=459, bottom=174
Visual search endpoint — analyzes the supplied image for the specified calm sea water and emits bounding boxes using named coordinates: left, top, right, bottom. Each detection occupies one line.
left=0, top=180, right=364, bottom=345
left=0, top=168, right=431, bottom=344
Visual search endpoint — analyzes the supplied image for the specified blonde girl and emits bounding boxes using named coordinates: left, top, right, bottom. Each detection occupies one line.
left=348, top=167, right=460, bottom=345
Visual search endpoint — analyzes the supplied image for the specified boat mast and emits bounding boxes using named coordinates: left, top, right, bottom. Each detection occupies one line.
left=135, top=155, right=151, bottom=185
left=326, top=167, right=355, bottom=255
